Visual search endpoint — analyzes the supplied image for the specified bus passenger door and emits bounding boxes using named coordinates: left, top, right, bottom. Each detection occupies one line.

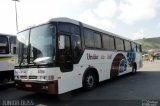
left=58, top=35, right=73, bottom=72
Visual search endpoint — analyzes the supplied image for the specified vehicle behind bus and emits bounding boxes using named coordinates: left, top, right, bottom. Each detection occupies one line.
left=0, top=34, right=16, bottom=86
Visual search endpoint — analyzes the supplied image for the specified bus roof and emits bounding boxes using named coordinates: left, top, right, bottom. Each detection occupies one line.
left=49, top=17, right=140, bottom=44
left=19, top=17, right=141, bottom=45
left=49, top=17, right=80, bottom=25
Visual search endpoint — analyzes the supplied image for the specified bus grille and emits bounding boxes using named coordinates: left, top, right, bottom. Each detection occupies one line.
left=29, top=76, right=37, bottom=79
left=20, top=76, right=27, bottom=79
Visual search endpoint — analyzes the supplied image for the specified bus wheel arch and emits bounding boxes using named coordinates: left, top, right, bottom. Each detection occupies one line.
left=82, top=67, right=99, bottom=90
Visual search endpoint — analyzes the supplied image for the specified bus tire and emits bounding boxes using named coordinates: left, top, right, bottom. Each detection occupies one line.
left=83, top=71, right=96, bottom=90
left=132, top=64, right=137, bottom=74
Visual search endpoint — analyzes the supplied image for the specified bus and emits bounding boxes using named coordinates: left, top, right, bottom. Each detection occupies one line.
left=0, top=33, right=16, bottom=85
left=14, top=17, right=142, bottom=94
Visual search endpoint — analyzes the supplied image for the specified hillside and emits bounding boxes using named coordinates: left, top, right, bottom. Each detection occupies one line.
left=135, top=37, right=160, bottom=50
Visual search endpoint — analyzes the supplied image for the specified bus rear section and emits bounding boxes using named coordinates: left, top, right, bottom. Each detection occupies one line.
left=0, top=34, right=16, bottom=85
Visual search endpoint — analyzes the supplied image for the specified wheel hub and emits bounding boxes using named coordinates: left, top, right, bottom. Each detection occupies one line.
left=86, top=75, right=94, bottom=87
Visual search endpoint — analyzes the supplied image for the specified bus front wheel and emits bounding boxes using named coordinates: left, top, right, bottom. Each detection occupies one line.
left=83, top=71, right=96, bottom=90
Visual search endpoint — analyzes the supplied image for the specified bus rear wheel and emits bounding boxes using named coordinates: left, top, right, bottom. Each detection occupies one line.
left=83, top=71, right=96, bottom=90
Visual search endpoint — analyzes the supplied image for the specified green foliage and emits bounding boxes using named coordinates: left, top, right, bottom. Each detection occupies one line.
left=135, top=37, right=160, bottom=50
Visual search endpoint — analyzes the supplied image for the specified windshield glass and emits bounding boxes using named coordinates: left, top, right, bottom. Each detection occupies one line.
left=17, top=24, right=56, bottom=66
left=30, top=24, right=56, bottom=64
left=17, top=30, right=29, bottom=65
left=0, top=36, right=9, bottom=54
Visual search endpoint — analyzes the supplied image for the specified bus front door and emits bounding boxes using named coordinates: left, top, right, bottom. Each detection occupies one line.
left=58, top=35, right=73, bottom=72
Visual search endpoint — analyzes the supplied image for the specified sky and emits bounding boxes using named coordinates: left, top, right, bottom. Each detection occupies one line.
left=0, top=0, right=160, bottom=40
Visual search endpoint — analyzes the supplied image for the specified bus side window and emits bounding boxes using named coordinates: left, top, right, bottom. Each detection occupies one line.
left=131, top=43, right=137, bottom=52
left=94, top=32, right=102, bottom=48
left=72, top=35, right=82, bottom=63
left=140, top=45, right=142, bottom=52
left=102, top=35, right=109, bottom=50
left=124, top=40, right=132, bottom=52
left=13, top=47, right=16, bottom=54
left=109, top=36, right=115, bottom=50
left=115, top=38, right=124, bottom=51
left=84, top=29, right=94, bottom=47
left=102, top=34, right=115, bottom=50
left=137, top=44, right=142, bottom=52
left=64, top=36, right=71, bottom=54
left=9, top=36, right=17, bottom=54
left=0, top=36, right=9, bottom=54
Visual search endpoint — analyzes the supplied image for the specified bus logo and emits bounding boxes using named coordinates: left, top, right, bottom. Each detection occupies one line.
left=87, top=53, right=98, bottom=60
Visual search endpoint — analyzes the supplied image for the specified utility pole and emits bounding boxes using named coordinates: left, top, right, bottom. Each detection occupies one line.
left=12, top=0, right=20, bottom=33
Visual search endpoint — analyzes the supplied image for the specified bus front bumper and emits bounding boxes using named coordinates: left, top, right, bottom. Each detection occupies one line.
left=15, top=80, right=58, bottom=94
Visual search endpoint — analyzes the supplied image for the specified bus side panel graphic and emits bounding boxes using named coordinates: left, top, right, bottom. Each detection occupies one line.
left=110, top=53, right=127, bottom=78
left=127, top=52, right=135, bottom=67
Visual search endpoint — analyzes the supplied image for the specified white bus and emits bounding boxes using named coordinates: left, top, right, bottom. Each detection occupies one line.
left=14, top=17, right=142, bottom=94
left=0, top=33, right=16, bottom=85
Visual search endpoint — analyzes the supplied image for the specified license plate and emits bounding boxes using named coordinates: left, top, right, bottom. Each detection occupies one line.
left=25, top=84, right=32, bottom=88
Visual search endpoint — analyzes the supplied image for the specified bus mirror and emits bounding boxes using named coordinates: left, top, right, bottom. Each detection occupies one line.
left=59, top=35, right=65, bottom=49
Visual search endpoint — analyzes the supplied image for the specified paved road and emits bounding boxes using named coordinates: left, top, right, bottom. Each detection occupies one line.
left=0, top=60, right=160, bottom=106
left=139, top=60, right=160, bottom=71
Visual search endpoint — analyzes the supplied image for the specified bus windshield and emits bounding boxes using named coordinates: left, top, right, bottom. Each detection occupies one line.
left=17, top=24, right=56, bottom=66
left=0, top=36, right=8, bottom=54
